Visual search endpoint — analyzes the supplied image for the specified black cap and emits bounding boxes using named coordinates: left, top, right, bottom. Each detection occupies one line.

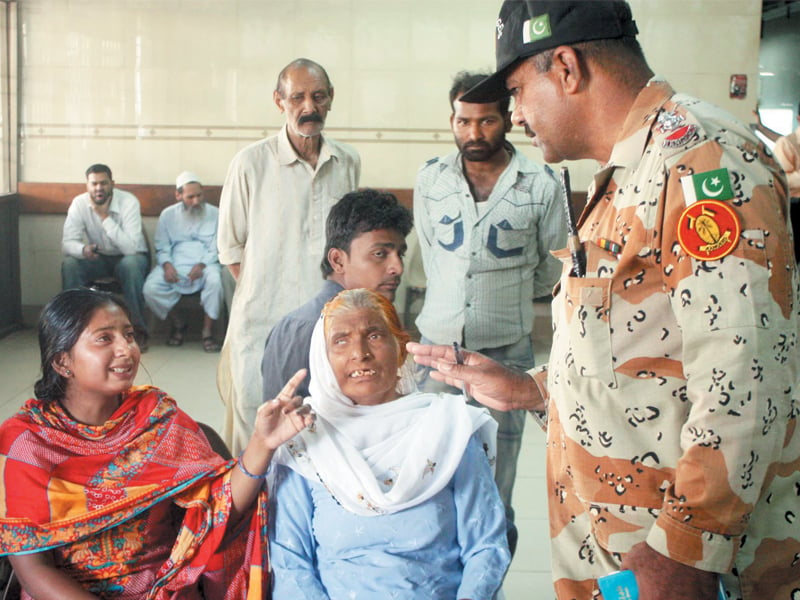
left=461, top=1, right=638, bottom=103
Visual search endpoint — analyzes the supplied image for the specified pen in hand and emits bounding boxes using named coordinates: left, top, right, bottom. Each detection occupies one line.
left=452, top=342, right=472, bottom=403
left=452, top=342, right=464, bottom=365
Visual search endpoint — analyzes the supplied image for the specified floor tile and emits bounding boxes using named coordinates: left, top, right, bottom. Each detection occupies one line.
left=502, top=571, right=557, bottom=600
left=511, top=517, right=553, bottom=573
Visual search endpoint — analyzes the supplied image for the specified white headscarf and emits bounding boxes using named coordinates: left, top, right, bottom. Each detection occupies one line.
left=273, top=314, right=497, bottom=517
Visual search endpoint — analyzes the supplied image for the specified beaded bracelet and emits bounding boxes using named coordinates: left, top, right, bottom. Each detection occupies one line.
left=237, top=452, right=269, bottom=479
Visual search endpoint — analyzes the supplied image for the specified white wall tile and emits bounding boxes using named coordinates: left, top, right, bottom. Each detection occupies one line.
left=352, top=3, right=411, bottom=71
left=16, top=0, right=765, bottom=312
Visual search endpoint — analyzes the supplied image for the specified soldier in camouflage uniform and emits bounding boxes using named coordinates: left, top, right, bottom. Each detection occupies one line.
left=409, top=2, right=800, bottom=599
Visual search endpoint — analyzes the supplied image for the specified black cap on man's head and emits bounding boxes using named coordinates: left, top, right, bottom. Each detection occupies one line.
left=461, top=0, right=639, bottom=103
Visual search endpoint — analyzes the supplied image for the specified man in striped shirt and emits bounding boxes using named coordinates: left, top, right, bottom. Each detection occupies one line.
left=413, top=70, right=566, bottom=553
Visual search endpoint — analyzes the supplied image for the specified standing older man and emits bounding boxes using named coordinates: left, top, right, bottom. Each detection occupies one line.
left=409, top=2, right=799, bottom=599
left=414, top=70, right=564, bottom=551
left=218, top=58, right=360, bottom=453
left=61, top=163, right=150, bottom=349
left=143, top=171, right=223, bottom=352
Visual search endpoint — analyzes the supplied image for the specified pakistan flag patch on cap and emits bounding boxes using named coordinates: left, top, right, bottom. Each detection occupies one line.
left=680, top=167, right=734, bottom=204
left=523, top=14, right=551, bottom=44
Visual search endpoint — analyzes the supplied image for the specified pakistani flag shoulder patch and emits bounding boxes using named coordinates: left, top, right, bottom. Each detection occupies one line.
left=677, top=168, right=739, bottom=260
left=680, top=167, right=734, bottom=203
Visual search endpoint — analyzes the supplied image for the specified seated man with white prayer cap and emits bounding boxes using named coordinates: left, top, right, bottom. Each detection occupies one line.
left=143, top=171, right=223, bottom=352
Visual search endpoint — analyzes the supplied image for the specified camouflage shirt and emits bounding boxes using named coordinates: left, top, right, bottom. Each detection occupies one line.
left=532, top=78, right=800, bottom=600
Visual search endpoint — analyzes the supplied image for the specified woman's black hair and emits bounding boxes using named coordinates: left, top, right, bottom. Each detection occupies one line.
left=34, top=288, right=132, bottom=402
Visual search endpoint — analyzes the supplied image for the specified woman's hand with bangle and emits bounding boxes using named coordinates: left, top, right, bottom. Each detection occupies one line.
left=243, top=369, right=316, bottom=479
left=254, top=368, right=316, bottom=453
left=229, top=369, right=316, bottom=521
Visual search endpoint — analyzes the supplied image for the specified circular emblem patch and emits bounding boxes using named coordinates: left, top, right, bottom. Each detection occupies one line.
left=676, top=200, right=740, bottom=260
left=663, top=124, right=697, bottom=149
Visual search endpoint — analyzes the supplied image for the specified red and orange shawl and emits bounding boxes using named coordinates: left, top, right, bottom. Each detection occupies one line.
left=0, top=385, right=268, bottom=599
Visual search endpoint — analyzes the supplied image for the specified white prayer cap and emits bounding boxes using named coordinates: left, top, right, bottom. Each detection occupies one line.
left=175, top=170, right=201, bottom=189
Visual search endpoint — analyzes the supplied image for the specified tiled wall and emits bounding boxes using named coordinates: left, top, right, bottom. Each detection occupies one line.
left=18, top=0, right=763, bottom=306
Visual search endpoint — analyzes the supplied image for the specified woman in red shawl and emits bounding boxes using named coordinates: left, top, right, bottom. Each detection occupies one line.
left=0, top=288, right=314, bottom=599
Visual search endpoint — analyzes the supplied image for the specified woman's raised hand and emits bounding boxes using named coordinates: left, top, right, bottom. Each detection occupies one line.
left=255, top=369, right=316, bottom=451
left=231, top=370, right=315, bottom=519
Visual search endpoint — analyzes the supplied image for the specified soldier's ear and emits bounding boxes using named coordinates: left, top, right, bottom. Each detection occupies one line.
left=551, top=45, right=583, bottom=95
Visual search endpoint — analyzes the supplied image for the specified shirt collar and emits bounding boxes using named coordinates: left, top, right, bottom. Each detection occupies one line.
left=607, top=77, right=675, bottom=172
left=277, top=123, right=338, bottom=167
left=580, top=78, right=674, bottom=222
left=321, top=278, right=345, bottom=295
left=102, top=191, right=121, bottom=215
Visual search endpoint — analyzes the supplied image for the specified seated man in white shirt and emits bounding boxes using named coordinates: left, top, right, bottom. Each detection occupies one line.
left=61, top=163, right=150, bottom=349
left=143, top=171, right=223, bottom=352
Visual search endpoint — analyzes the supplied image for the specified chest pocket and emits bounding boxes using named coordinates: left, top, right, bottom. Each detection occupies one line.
left=554, top=246, right=617, bottom=388
left=434, top=212, right=464, bottom=252
left=488, top=218, right=527, bottom=259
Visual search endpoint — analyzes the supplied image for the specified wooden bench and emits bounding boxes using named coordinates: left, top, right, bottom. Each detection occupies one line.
left=15, top=183, right=421, bottom=336
left=16, top=182, right=585, bottom=336
left=17, top=181, right=583, bottom=218
left=16, top=182, right=415, bottom=215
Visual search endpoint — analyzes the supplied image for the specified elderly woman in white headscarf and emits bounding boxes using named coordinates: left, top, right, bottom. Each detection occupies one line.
left=268, top=288, right=510, bottom=600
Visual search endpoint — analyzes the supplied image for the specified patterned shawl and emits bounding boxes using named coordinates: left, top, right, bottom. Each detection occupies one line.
left=0, top=385, right=267, bottom=599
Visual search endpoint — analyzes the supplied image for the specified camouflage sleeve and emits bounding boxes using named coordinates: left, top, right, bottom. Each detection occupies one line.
left=648, top=137, right=798, bottom=572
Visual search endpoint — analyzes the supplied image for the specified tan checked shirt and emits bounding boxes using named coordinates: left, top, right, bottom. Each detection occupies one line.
left=217, top=125, right=360, bottom=454
left=532, top=78, right=799, bottom=600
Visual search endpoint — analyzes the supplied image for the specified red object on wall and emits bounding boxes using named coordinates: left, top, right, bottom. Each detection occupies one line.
left=730, top=74, right=747, bottom=99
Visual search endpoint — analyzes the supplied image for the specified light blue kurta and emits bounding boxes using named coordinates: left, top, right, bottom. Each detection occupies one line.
left=269, top=436, right=510, bottom=600
left=143, top=202, right=222, bottom=320
left=154, top=202, right=219, bottom=271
